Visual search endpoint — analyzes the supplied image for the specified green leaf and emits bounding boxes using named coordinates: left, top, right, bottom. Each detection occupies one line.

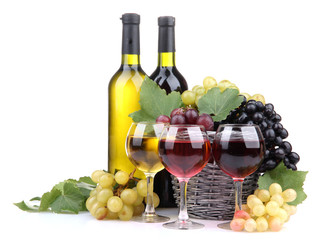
left=39, top=188, right=61, bottom=211
left=78, top=176, right=96, bottom=186
left=197, top=87, right=244, bottom=122
left=50, top=182, right=84, bottom=213
left=129, top=76, right=183, bottom=122
left=14, top=201, right=39, bottom=212
left=258, top=163, right=308, bottom=205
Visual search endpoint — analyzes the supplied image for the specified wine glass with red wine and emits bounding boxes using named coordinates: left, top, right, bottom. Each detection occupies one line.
left=159, top=125, right=211, bottom=230
left=213, top=124, right=265, bottom=222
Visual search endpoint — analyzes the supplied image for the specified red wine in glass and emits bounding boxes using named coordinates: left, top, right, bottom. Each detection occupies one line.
left=213, top=139, right=265, bottom=179
left=159, top=139, right=211, bottom=178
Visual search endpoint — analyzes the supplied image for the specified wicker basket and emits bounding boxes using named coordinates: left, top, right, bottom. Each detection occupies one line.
left=171, top=163, right=260, bottom=220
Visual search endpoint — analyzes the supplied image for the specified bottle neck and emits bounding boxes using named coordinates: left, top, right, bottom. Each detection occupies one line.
left=122, top=23, right=140, bottom=55
left=121, top=54, right=140, bottom=66
left=158, top=52, right=175, bottom=67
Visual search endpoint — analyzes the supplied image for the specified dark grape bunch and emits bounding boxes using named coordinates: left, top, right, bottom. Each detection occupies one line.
left=156, top=108, right=214, bottom=131
left=218, top=98, right=300, bottom=172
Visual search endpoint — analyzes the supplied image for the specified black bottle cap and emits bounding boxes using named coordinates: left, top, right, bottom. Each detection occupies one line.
left=158, top=16, right=175, bottom=27
left=121, top=13, right=140, bottom=24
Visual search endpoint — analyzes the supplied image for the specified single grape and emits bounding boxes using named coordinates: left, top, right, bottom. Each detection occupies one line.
left=279, top=128, right=289, bottom=139
left=249, top=94, right=266, bottom=105
left=192, top=85, right=203, bottom=92
left=94, top=207, right=108, bottom=220
left=203, top=76, right=217, bottom=90
left=280, top=141, right=292, bottom=154
left=115, top=171, right=130, bottom=185
left=97, top=188, right=113, bottom=203
left=253, top=204, right=266, bottom=217
left=255, top=101, right=265, bottom=111
left=269, top=183, right=282, bottom=196
left=144, top=192, right=160, bottom=208
left=264, top=103, right=274, bottom=116
left=266, top=201, right=279, bottom=216
left=274, top=148, right=285, bottom=160
left=196, top=113, right=214, bottom=131
left=245, top=103, right=257, bottom=114
left=264, top=128, right=276, bottom=141
left=91, top=170, right=105, bottom=183
left=120, top=189, right=138, bottom=205
left=282, top=189, right=297, bottom=202
left=156, top=115, right=171, bottom=124
left=86, top=196, right=97, bottom=211
left=233, top=210, right=250, bottom=220
left=244, top=218, right=257, bottom=232
left=276, top=208, right=288, bottom=222
left=282, top=203, right=297, bottom=215
left=90, top=201, right=106, bottom=216
left=271, top=194, right=284, bottom=206
left=194, top=87, right=206, bottom=96
left=257, top=189, right=270, bottom=202
left=256, top=217, right=268, bottom=232
left=99, top=173, right=114, bottom=188
left=170, top=108, right=185, bottom=118
left=106, top=209, right=119, bottom=219
left=89, top=189, right=97, bottom=197
left=252, top=112, right=264, bottom=123
left=132, top=188, right=144, bottom=206
left=170, top=114, right=186, bottom=125
left=265, top=159, right=277, bottom=170
left=136, top=179, right=148, bottom=197
left=230, top=218, right=245, bottom=231
left=288, top=152, right=300, bottom=164
left=247, top=195, right=263, bottom=209
left=272, top=123, right=283, bottom=133
left=185, top=108, right=199, bottom=124
left=133, top=203, right=145, bottom=216
left=107, top=196, right=123, bottom=213
left=217, top=80, right=231, bottom=92
left=268, top=216, right=283, bottom=231
left=118, top=204, right=134, bottom=221
left=181, top=90, right=196, bottom=106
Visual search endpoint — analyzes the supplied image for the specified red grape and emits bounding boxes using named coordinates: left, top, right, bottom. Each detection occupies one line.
left=170, top=114, right=186, bottom=124
left=184, top=109, right=199, bottom=124
left=170, top=108, right=185, bottom=118
left=156, top=115, right=171, bottom=123
left=196, top=113, right=214, bottom=131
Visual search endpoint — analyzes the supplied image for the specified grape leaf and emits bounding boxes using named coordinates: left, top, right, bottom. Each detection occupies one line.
left=14, top=201, right=39, bottom=212
left=129, top=76, right=183, bottom=122
left=39, top=187, right=61, bottom=211
left=50, top=182, right=84, bottom=213
left=197, top=87, right=244, bottom=122
left=258, top=163, right=308, bottom=205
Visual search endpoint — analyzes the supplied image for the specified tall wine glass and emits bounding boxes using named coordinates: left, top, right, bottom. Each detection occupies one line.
left=213, top=124, right=265, bottom=219
left=159, top=125, right=211, bottom=230
left=125, top=122, right=170, bottom=223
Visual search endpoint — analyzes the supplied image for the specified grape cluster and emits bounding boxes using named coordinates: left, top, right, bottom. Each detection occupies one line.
left=230, top=183, right=297, bottom=232
left=220, top=97, right=300, bottom=172
left=156, top=107, right=214, bottom=131
left=86, top=170, right=159, bottom=221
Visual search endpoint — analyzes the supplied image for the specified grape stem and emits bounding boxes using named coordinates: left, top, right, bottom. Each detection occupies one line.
left=114, top=168, right=140, bottom=197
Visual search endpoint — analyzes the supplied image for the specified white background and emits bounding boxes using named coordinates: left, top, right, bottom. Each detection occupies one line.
left=0, top=0, right=321, bottom=239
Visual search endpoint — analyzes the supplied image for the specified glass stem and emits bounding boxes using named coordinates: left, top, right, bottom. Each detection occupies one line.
left=178, top=178, right=189, bottom=222
left=144, top=173, right=156, bottom=215
left=233, top=179, right=243, bottom=211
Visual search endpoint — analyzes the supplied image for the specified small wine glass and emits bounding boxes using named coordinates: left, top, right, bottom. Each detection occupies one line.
left=159, top=125, right=211, bottom=230
left=212, top=124, right=265, bottom=226
left=125, top=122, right=170, bottom=223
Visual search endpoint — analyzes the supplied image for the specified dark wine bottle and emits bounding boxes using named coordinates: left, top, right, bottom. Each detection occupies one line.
left=150, top=16, right=188, bottom=207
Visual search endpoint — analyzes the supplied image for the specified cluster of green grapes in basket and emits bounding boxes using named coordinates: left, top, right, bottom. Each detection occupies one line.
left=231, top=183, right=297, bottom=232
left=86, top=170, right=159, bottom=221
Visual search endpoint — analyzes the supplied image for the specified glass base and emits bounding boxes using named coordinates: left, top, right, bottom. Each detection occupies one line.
left=163, top=219, right=204, bottom=230
left=132, top=212, right=170, bottom=223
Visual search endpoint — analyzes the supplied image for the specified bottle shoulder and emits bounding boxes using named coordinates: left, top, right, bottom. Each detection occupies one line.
left=150, top=66, right=188, bottom=93
left=109, top=65, right=145, bottom=89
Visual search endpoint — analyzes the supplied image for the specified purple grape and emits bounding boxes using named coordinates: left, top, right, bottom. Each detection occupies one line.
left=196, top=113, right=214, bottom=131
left=170, top=108, right=185, bottom=118
left=170, top=114, right=186, bottom=125
left=184, top=109, right=199, bottom=124
left=156, top=115, right=171, bottom=124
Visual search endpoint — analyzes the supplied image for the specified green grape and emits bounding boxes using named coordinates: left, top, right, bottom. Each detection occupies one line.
left=249, top=94, right=266, bottom=105
left=89, top=189, right=97, bottom=197
left=94, top=207, right=108, bottom=220
left=247, top=195, right=263, bottom=209
left=136, top=179, right=149, bottom=197
left=194, top=87, right=206, bottom=96
left=115, top=171, right=129, bottom=185
left=203, top=76, right=217, bottom=90
left=144, top=192, right=160, bottom=208
left=120, top=189, right=138, bottom=205
left=181, top=90, right=196, bottom=106
left=256, top=216, right=268, bottom=232
left=132, top=188, right=144, bottom=206
left=268, top=216, right=283, bottom=231
left=192, top=85, right=203, bottom=92
left=86, top=196, right=97, bottom=211
left=282, top=189, right=297, bottom=203
left=217, top=80, right=231, bottom=92
left=276, top=208, right=288, bottom=222
left=244, top=218, right=257, bottom=232
left=271, top=193, right=284, bottom=207
left=99, top=173, right=114, bottom=188
left=253, top=204, right=266, bottom=217
left=90, top=201, right=105, bottom=216
left=133, top=203, right=145, bottom=216
left=257, top=189, right=270, bottom=202
left=107, top=196, right=123, bottom=213
left=240, top=92, right=251, bottom=100
left=106, top=209, right=119, bottom=219
left=118, top=204, right=134, bottom=221
left=97, top=188, right=114, bottom=203
left=266, top=200, right=279, bottom=216
left=269, top=183, right=282, bottom=196
left=91, top=170, right=105, bottom=183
